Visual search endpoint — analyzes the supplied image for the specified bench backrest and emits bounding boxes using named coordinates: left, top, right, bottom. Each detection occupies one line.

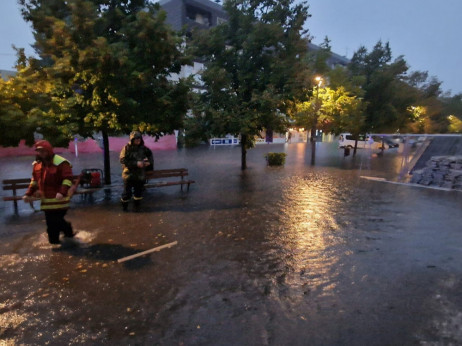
left=3, top=176, right=81, bottom=191
left=146, top=169, right=188, bottom=179
left=2, top=178, right=32, bottom=191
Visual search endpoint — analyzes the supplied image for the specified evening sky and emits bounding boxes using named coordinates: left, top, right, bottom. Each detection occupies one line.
left=1, top=0, right=460, bottom=94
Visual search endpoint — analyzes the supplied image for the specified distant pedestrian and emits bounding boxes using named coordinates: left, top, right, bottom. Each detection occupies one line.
left=23, top=140, right=75, bottom=245
left=367, top=136, right=374, bottom=148
left=119, top=131, right=154, bottom=211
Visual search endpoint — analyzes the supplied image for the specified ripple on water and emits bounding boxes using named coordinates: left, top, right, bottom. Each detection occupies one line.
left=258, top=173, right=360, bottom=298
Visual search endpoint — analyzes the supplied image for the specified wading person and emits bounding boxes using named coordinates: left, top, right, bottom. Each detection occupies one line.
left=120, top=131, right=154, bottom=211
left=23, top=140, right=75, bottom=244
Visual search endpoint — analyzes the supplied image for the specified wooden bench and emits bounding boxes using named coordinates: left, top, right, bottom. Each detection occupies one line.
left=2, top=176, right=102, bottom=215
left=3, top=169, right=194, bottom=215
left=144, top=168, right=195, bottom=191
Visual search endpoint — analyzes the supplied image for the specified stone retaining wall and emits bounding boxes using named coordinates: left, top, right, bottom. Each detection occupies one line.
left=410, top=156, right=462, bottom=190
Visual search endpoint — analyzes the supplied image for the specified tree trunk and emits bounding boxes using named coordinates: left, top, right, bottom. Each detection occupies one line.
left=310, top=140, right=316, bottom=165
left=102, top=129, right=111, bottom=185
left=241, top=133, right=247, bottom=170
left=310, top=123, right=317, bottom=142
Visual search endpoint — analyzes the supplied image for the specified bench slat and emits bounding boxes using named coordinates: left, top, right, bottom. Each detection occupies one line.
left=2, top=178, right=31, bottom=184
left=3, top=184, right=31, bottom=190
left=148, top=173, right=188, bottom=179
left=144, top=180, right=195, bottom=188
left=3, top=176, right=81, bottom=185
left=146, top=169, right=187, bottom=177
left=144, top=168, right=194, bottom=192
left=2, top=187, right=103, bottom=202
left=149, top=168, right=188, bottom=173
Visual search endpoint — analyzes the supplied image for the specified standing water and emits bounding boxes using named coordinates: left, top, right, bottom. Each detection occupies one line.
left=1, top=142, right=462, bottom=345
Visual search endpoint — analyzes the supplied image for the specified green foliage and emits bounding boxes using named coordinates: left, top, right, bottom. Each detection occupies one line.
left=305, top=36, right=332, bottom=76
left=435, top=93, right=462, bottom=133
left=349, top=41, right=412, bottom=133
left=15, top=0, right=190, bottom=141
left=441, top=93, right=462, bottom=120
left=265, top=152, right=286, bottom=166
left=291, top=84, right=366, bottom=141
left=346, top=39, right=457, bottom=134
left=447, top=115, right=462, bottom=133
left=0, top=0, right=191, bottom=183
left=0, top=50, right=72, bottom=147
left=187, top=0, right=310, bottom=169
left=327, top=65, right=365, bottom=97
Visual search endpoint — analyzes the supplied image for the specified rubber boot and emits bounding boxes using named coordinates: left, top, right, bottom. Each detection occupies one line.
left=134, top=199, right=141, bottom=212
left=63, top=221, right=74, bottom=238
left=122, top=201, right=129, bottom=212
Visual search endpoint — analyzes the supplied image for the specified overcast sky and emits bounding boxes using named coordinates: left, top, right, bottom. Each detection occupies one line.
left=0, top=1, right=35, bottom=71
left=1, top=0, right=461, bottom=95
left=306, top=0, right=462, bottom=95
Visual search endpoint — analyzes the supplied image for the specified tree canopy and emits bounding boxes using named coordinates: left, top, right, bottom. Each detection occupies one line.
left=187, top=0, right=310, bottom=169
left=1, top=0, right=461, bottom=174
left=6, top=0, right=191, bottom=182
left=348, top=41, right=410, bottom=133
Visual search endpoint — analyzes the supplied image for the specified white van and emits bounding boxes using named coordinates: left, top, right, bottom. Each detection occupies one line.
left=338, top=133, right=380, bottom=149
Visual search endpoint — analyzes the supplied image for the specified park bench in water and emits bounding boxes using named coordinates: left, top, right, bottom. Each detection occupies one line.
left=144, top=168, right=195, bottom=191
left=2, top=175, right=102, bottom=215
left=2, top=168, right=195, bottom=215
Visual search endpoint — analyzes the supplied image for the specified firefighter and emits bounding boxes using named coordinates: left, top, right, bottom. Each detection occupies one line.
left=23, top=140, right=75, bottom=244
left=119, top=131, right=154, bottom=211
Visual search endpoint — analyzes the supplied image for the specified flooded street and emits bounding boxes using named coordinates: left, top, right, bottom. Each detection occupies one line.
left=1, top=142, right=462, bottom=345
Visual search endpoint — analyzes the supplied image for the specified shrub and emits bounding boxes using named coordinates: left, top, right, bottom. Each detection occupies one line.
left=265, top=152, right=287, bottom=166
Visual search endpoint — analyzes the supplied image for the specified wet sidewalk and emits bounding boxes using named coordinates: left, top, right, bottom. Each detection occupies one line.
left=1, top=143, right=462, bottom=345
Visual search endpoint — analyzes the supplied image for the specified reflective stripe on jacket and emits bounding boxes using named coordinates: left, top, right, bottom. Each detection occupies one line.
left=26, top=154, right=74, bottom=211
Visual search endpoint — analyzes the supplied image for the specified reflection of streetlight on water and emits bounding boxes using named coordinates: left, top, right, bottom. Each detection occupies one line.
left=311, top=76, right=323, bottom=143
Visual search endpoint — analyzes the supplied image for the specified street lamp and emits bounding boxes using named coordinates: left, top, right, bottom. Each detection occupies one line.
left=311, top=76, right=323, bottom=142
left=315, top=76, right=323, bottom=87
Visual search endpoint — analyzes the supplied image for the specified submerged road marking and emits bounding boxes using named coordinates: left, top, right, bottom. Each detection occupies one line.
left=117, top=241, right=178, bottom=263
left=360, top=176, right=458, bottom=192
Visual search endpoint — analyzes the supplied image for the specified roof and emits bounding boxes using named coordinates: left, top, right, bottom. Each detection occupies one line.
left=160, top=0, right=225, bottom=12
left=307, top=42, right=350, bottom=67
left=0, top=69, right=16, bottom=81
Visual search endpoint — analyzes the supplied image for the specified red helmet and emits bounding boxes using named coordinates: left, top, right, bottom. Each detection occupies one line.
left=34, top=140, right=54, bottom=156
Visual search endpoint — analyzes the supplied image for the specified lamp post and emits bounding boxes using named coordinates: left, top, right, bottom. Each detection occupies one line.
left=310, top=76, right=323, bottom=143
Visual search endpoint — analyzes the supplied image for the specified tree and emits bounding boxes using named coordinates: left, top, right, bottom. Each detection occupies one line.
left=441, top=93, right=462, bottom=133
left=0, top=49, right=61, bottom=147
left=306, top=36, right=332, bottom=76
left=292, top=84, right=367, bottom=155
left=16, top=0, right=190, bottom=183
left=348, top=41, right=412, bottom=133
left=188, top=0, right=310, bottom=169
left=292, top=81, right=330, bottom=142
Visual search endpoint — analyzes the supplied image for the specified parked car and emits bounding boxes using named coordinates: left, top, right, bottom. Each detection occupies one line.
left=338, top=133, right=381, bottom=149
left=372, top=136, right=399, bottom=149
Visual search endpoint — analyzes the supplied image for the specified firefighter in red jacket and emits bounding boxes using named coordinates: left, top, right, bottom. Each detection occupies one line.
left=23, top=140, right=75, bottom=244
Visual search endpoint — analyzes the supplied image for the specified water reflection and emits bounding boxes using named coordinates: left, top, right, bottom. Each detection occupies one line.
left=276, top=173, right=346, bottom=298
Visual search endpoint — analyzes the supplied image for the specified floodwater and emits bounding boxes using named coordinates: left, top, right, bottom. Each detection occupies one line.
left=1, top=142, right=462, bottom=345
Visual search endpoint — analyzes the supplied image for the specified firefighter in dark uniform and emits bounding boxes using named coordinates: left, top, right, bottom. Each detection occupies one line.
left=119, top=131, right=154, bottom=211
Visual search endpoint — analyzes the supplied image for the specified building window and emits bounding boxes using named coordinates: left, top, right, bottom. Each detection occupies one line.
left=186, top=5, right=211, bottom=27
